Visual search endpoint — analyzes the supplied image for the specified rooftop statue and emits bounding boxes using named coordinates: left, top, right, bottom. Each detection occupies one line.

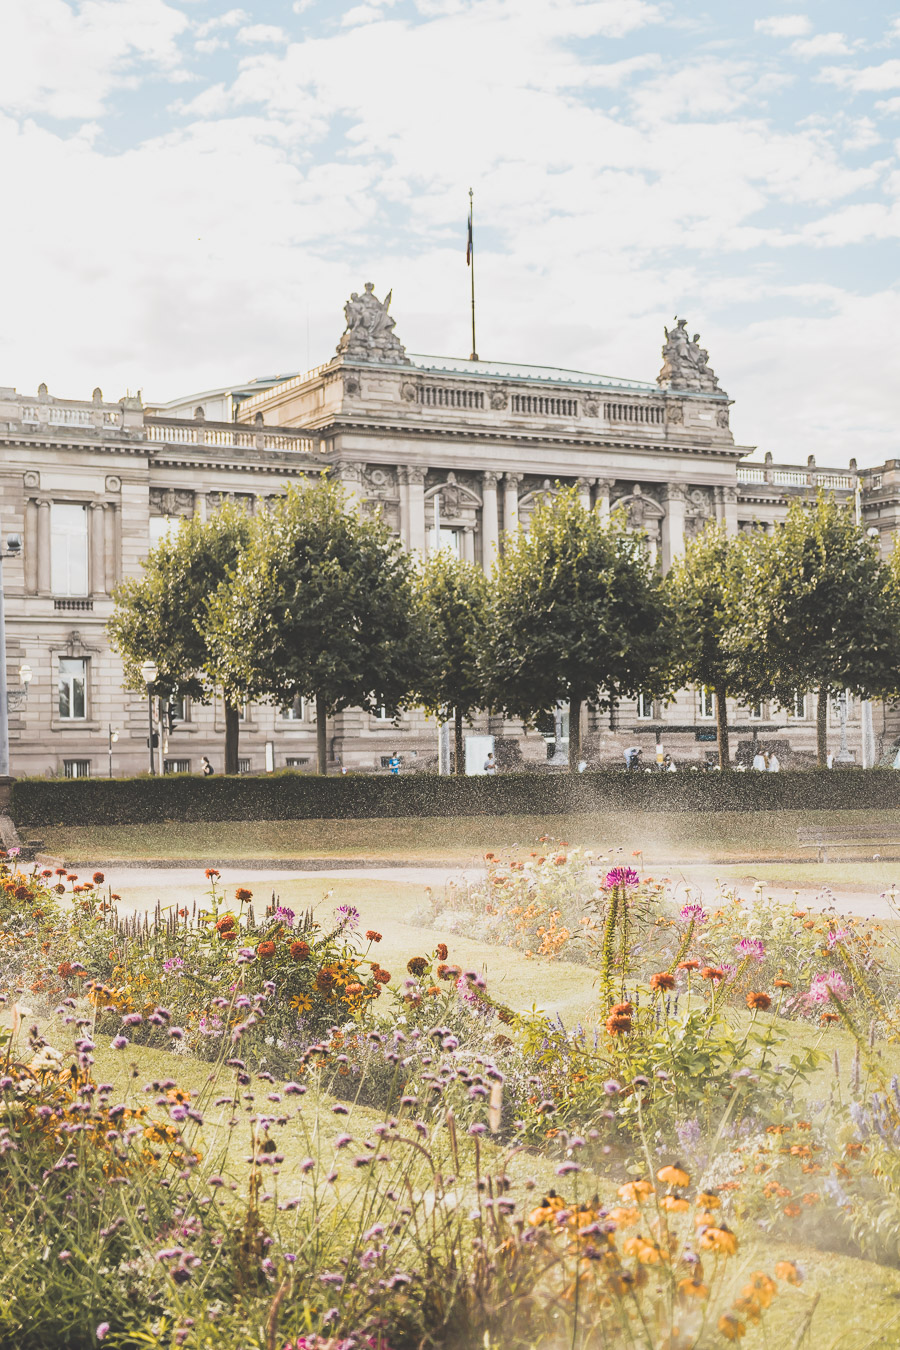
left=336, top=282, right=410, bottom=364
left=657, top=317, right=725, bottom=395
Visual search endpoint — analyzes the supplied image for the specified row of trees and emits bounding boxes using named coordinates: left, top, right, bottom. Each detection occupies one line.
left=109, top=478, right=900, bottom=774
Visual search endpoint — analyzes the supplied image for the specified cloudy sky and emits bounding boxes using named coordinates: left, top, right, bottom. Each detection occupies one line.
left=1, top=1, right=897, bottom=463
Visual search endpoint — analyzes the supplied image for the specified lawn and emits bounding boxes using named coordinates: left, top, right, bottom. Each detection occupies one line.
left=38, top=807, right=900, bottom=869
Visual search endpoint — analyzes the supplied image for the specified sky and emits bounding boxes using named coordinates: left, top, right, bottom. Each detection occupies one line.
left=0, top=0, right=897, bottom=464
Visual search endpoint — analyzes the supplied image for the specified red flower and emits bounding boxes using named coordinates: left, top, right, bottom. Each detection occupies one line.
left=374, top=969, right=391, bottom=984
left=215, top=915, right=236, bottom=934
left=365, top=930, right=382, bottom=942
left=289, top=940, right=310, bottom=961
left=235, top=887, right=253, bottom=903
left=256, top=941, right=276, bottom=960
left=205, top=868, right=220, bottom=880
left=92, top=872, right=105, bottom=884
left=436, top=943, right=449, bottom=962
left=701, top=966, right=725, bottom=982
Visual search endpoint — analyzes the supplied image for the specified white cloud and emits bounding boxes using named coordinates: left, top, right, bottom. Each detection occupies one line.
left=791, top=32, right=853, bottom=59
left=820, top=59, right=900, bottom=92
left=0, top=0, right=189, bottom=118
left=237, top=23, right=289, bottom=44
left=754, top=15, right=812, bottom=38
left=195, top=9, right=248, bottom=37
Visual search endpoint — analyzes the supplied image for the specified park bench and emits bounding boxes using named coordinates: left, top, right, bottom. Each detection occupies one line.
left=797, top=824, right=900, bottom=864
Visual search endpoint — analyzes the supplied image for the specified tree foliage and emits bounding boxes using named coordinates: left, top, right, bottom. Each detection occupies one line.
left=414, top=549, right=491, bottom=774
left=206, top=477, right=421, bottom=774
left=727, top=494, right=900, bottom=766
left=107, top=502, right=253, bottom=772
left=665, top=524, right=751, bottom=769
left=485, top=488, right=671, bottom=769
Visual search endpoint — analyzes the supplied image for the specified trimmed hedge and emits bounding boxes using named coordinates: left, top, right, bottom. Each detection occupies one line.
left=12, top=769, right=900, bottom=828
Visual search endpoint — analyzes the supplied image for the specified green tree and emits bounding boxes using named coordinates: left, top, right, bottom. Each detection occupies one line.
left=485, top=488, right=671, bottom=770
left=207, top=477, right=421, bottom=775
left=665, top=524, right=750, bottom=771
left=729, top=494, right=900, bottom=767
left=415, top=549, right=490, bottom=775
left=108, top=502, right=253, bottom=774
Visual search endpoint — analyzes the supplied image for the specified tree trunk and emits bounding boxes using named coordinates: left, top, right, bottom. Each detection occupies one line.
left=714, top=683, right=730, bottom=771
left=568, top=695, right=582, bottom=771
left=316, top=691, right=328, bottom=775
left=224, top=701, right=240, bottom=775
left=454, top=707, right=465, bottom=776
left=817, top=687, right=828, bottom=768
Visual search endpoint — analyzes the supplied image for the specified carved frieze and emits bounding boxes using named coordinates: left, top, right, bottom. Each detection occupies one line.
left=151, top=487, right=195, bottom=518
left=490, top=390, right=508, bottom=410
left=363, top=466, right=398, bottom=498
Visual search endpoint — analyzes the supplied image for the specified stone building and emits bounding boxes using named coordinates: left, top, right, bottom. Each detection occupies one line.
left=2, top=288, right=893, bottom=778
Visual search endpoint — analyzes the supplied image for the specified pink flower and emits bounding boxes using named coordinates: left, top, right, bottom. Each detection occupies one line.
left=604, top=867, right=640, bottom=890
left=96, top=1325, right=110, bottom=1342
left=803, top=970, right=849, bottom=1008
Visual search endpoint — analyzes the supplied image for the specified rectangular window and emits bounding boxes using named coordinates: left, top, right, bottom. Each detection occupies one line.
left=148, top=516, right=177, bottom=549
left=746, top=703, right=763, bottom=720
left=636, top=693, right=654, bottom=720
left=238, top=757, right=251, bottom=774
left=51, top=504, right=88, bottom=596
left=286, top=756, right=310, bottom=767
left=426, top=527, right=461, bottom=557
left=164, top=759, right=191, bottom=774
left=374, top=704, right=396, bottom=722
left=63, top=759, right=91, bottom=779
left=793, top=693, right=807, bottom=719
left=58, top=658, right=87, bottom=720
left=280, top=696, right=308, bottom=721
left=698, top=686, right=715, bottom=720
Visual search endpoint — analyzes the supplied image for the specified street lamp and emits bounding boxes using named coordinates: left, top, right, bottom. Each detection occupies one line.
left=108, top=725, right=119, bottom=779
left=140, top=660, right=158, bottom=775
left=0, top=533, right=23, bottom=780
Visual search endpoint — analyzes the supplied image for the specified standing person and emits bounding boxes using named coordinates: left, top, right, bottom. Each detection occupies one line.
left=624, top=746, right=642, bottom=772
left=767, top=750, right=781, bottom=772
left=483, top=751, right=497, bottom=775
left=200, top=756, right=214, bottom=777
left=663, top=753, right=677, bottom=772
left=752, top=748, right=766, bottom=771
left=388, top=751, right=401, bottom=776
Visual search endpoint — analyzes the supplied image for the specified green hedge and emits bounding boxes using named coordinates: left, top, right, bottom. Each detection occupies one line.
left=12, top=769, right=900, bottom=828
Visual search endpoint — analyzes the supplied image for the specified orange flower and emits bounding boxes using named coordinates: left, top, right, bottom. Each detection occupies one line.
left=650, top=972, right=676, bottom=992
left=700, top=966, right=725, bottom=982
left=235, top=887, right=253, bottom=902
left=205, top=868, right=220, bottom=879
left=606, top=1014, right=632, bottom=1034
left=783, top=1203, right=801, bottom=1217
left=774, top=978, right=793, bottom=989
left=678, top=959, right=700, bottom=971
left=435, top=943, right=448, bottom=961
left=365, top=930, right=382, bottom=942
left=215, top=914, right=236, bottom=934
left=256, top=940, right=276, bottom=960
left=607, top=1206, right=640, bottom=1226
left=658, top=1164, right=690, bottom=1187
left=746, top=992, right=772, bottom=1012
left=661, top=1195, right=690, bottom=1213
left=618, top=1180, right=653, bottom=1203
left=696, top=1191, right=720, bottom=1209
left=289, top=940, right=310, bottom=960
left=718, top=1314, right=746, bottom=1341
left=743, top=1273, right=776, bottom=1308
left=775, top=1261, right=802, bottom=1285
left=699, top=1225, right=738, bottom=1256
left=678, top=1277, right=709, bottom=1299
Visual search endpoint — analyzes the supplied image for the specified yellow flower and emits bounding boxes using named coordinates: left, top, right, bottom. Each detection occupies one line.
left=743, top=1272, right=776, bottom=1308
left=699, top=1225, right=738, bottom=1256
left=618, top=1179, right=654, bottom=1203
left=718, top=1314, right=746, bottom=1341
left=290, top=994, right=313, bottom=1013
left=658, top=1164, right=690, bottom=1187
left=697, top=1191, right=720, bottom=1209
left=607, top=1206, right=640, bottom=1226
left=661, top=1195, right=690, bottom=1213
left=775, top=1260, right=802, bottom=1285
left=677, top=1276, right=709, bottom=1300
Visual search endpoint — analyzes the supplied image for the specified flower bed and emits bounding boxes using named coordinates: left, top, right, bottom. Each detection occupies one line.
left=3, top=847, right=900, bottom=1346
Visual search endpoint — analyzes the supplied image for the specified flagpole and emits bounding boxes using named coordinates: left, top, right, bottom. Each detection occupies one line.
left=468, top=187, right=478, bottom=361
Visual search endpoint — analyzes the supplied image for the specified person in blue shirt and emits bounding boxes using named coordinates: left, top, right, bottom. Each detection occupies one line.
left=388, top=752, right=401, bottom=775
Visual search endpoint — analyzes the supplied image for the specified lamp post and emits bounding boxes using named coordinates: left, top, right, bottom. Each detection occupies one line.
left=0, top=533, right=23, bottom=780
left=108, top=725, right=119, bottom=779
left=140, top=660, right=158, bottom=774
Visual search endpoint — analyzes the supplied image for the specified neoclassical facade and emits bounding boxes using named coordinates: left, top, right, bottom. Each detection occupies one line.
left=3, top=288, right=897, bottom=777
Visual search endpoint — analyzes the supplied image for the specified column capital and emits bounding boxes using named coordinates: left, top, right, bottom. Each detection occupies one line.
left=482, top=470, right=500, bottom=489
left=664, top=482, right=687, bottom=503
left=722, top=485, right=739, bottom=503
left=336, top=459, right=363, bottom=482
left=406, top=466, right=427, bottom=486
left=594, top=477, right=615, bottom=493
left=575, top=476, right=596, bottom=490
left=89, top=500, right=105, bottom=512
left=503, top=472, right=523, bottom=487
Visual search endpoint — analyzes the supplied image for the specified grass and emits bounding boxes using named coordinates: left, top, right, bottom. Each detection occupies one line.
left=38, top=807, right=900, bottom=870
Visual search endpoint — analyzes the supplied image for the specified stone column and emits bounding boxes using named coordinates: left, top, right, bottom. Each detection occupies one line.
left=397, top=467, right=411, bottom=548
left=461, top=525, right=476, bottom=564
left=338, top=460, right=364, bottom=511
left=481, top=471, right=500, bottom=567
left=103, top=503, right=117, bottom=592
left=24, top=499, right=38, bottom=593
left=660, top=483, right=686, bottom=571
left=576, top=477, right=594, bottom=510
left=595, top=477, right=613, bottom=520
left=407, top=466, right=427, bottom=554
left=90, top=502, right=106, bottom=596
left=36, top=498, right=51, bottom=595
left=722, top=485, right=739, bottom=536
left=503, top=473, right=522, bottom=534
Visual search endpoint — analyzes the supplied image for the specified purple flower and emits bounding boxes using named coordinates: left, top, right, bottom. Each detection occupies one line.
left=162, top=957, right=184, bottom=973
left=336, top=904, right=360, bottom=931
left=604, top=867, right=640, bottom=890
left=96, top=1325, right=110, bottom=1342
left=237, top=948, right=256, bottom=964
left=58, top=1250, right=71, bottom=1262
left=556, top=1161, right=580, bottom=1175
left=735, top=937, right=766, bottom=963
left=603, top=1080, right=621, bottom=1095
left=679, top=903, right=707, bottom=924
left=111, top=1036, right=128, bottom=1050
left=273, top=906, right=295, bottom=926
left=827, top=928, right=850, bottom=950
left=168, top=1026, right=184, bottom=1040
left=335, top=1134, right=353, bottom=1148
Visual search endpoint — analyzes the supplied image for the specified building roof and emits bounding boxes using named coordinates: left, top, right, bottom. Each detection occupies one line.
left=405, top=353, right=659, bottom=393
